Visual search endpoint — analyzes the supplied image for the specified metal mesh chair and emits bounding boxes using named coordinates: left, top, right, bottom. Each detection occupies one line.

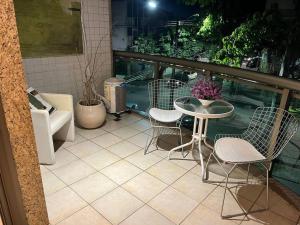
left=145, top=79, right=191, bottom=154
left=205, top=107, right=298, bottom=218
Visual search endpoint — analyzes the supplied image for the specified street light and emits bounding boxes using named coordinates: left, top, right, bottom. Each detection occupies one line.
left=147, top=0, right=157, bottom=9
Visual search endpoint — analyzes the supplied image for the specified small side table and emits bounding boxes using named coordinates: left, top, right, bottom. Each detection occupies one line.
left=169, top=96, right=234, bottom=180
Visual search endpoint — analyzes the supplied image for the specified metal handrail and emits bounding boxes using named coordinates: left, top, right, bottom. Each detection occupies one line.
left=114, top=51, right=300, bottom=94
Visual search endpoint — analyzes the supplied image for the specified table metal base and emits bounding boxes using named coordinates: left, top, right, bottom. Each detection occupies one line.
left=168, top=117, right=213, bottom=181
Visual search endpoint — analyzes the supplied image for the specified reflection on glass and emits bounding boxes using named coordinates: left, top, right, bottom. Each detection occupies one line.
left=272, top=98, right=300, bottom=195
left=201, top=76, right=280, bottom=139
left=114, top=59, right=298, bottom=194
left=115, top=58, right=155, bottom=114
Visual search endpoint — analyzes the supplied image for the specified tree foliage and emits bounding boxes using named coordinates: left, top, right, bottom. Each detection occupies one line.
left=132, top=0, right=300, bottom=77
left=214, top=10, right=288, bottom=67
left=132, top=36, right=159, bottom=54
left=213, top=15, right=265, bottom=66
left=181, top=0, right=266, bottom=38
left=133, top=27, right=207, bottom=60
left=197, top=14, right=223, bottom=43
left=176, top=28, right=205, bottom=59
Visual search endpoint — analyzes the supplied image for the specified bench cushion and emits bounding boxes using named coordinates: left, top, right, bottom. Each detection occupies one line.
left=50, top=111, right=72, bottom=135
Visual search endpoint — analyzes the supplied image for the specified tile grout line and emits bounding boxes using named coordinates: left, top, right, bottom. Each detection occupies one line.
left=47, top=117, right=297, bottom=225
left=69, top=142, right=188, bottom=224
left=45, top=130, right=127, bottom=197
left=54, top=132, right=154, bottom=191
left=49, top=149, right=123, bottom=224
left=47, top=128, right=215, bottom=225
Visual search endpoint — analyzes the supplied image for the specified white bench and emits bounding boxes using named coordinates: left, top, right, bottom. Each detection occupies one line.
left=31, top=93, right=75, bottom=164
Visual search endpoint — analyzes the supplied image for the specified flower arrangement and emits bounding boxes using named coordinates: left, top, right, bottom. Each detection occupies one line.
left=192, top=80, right=221, bottom=100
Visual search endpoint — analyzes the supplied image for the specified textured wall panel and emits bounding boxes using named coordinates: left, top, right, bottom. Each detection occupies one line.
left=22, top=0, right=113, bottom=102
left=0, top=0, right=49, bottom=224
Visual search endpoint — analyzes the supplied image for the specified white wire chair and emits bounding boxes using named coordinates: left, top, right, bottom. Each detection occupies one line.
left=144, top=79, right=191, bottom=155
left=205, top=107, right=298, bottom=218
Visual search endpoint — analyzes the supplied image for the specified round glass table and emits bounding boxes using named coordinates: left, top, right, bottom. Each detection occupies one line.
left=169, top=96, right=234, bottom=180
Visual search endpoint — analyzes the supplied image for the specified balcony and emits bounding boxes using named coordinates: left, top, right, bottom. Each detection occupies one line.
left=40, top=112, right=299, bottom=225
left=35, top=51, right=300, bottom=224
left=1, top=0, right=300, bottom=224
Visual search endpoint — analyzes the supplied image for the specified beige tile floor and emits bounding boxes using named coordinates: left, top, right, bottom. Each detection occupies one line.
left=41, top=113, right=300, bottom=225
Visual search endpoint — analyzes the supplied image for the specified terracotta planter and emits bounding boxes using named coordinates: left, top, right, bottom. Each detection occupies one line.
left=75, top=100, right=106, bottom=129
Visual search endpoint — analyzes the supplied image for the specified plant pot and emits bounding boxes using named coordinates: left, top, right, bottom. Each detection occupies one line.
left=199, top=99, right=214, bottom=107
left=75, top=100, right=106, bottom=129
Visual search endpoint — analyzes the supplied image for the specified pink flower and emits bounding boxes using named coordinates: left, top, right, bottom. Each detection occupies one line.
left=192, top=80, right=221, bottom=100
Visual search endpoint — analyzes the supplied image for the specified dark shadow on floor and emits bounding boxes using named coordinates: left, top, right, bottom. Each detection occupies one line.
left=153, top=133, right=300, bottom=216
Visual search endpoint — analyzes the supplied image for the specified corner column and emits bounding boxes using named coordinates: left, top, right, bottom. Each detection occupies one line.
left=0, top=1, right=49, bottom=224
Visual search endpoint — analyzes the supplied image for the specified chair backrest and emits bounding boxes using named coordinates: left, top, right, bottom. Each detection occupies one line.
left=242, top=107, right=298, bottom=161
left=148, top=79, right=190, bottom=110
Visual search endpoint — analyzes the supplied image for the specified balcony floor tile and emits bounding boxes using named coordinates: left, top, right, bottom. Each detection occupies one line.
left=40, top=113, right=299, bottom=225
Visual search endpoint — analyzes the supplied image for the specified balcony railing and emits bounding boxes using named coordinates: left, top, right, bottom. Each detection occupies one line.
left=113, top=50, right=300, bottom=196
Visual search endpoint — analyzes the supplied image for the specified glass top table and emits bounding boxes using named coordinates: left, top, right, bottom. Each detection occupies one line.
left=169, top=96, right=234, bottom=181
left=174, top=96, right=234, bottom=119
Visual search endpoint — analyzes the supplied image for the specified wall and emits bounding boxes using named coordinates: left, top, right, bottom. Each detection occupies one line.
left=22, top=0, right=112, bottom=102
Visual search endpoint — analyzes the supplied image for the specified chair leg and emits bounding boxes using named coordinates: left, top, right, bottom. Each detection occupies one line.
left=144, top=126, right=157, bottom=155
left=155, top=127, right=160, bottom=149
left=145, top=126, right=153, bottom=155
left=220, top=162, right=271, bottom=219
left=190, top=141, right=195, bottom=152
left=246, top=163, right=250, bottom=184
left=179, top=129, right=188, bottom=158
left=204, top=152, right=213, bottom=180
left=221, top=172, right=230, bottom=218
left=259, top=162, right=270, bottom=211
left=220, top=164, right=250, bottom=219
left=265, top=165, right=269, bottom=210
left=144, top=136, right=152, bottom=155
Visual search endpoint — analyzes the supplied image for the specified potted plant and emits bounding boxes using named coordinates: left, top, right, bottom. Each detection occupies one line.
left=75, top=4, right=109, bottom=129
left=192, top=79, right=221, bottom=107
left=75, top=71, right=107, bottom=129
left=75, top=44, right=108, bottom=128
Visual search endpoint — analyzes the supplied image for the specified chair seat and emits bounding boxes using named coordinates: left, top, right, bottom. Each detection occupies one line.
left=50, top=111, right=72, bottom=135
left=215, top=138, right=266, bottom=163
left=149, top=108, right=182, bottom=123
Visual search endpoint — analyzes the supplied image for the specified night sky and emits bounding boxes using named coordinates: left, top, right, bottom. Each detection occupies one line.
left=112, top=0, right=199, bottom=20
left=153, top=0, right=199, bottom=19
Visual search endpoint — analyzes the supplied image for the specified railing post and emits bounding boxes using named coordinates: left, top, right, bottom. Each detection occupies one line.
left=154, top=62, right=160, bottom=80
left=279, top=88, right=290, bottom=109
left=152, top=62, right=161, bottom=108
left=127, top=61, right=132, bottom=77
left=204, top=70, right=212, bottom=80
left=269, top=88, right=290, bottom=172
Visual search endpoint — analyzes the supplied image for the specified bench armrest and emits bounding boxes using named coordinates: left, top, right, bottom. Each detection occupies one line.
left=40, top=93, right=73, bottom=111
